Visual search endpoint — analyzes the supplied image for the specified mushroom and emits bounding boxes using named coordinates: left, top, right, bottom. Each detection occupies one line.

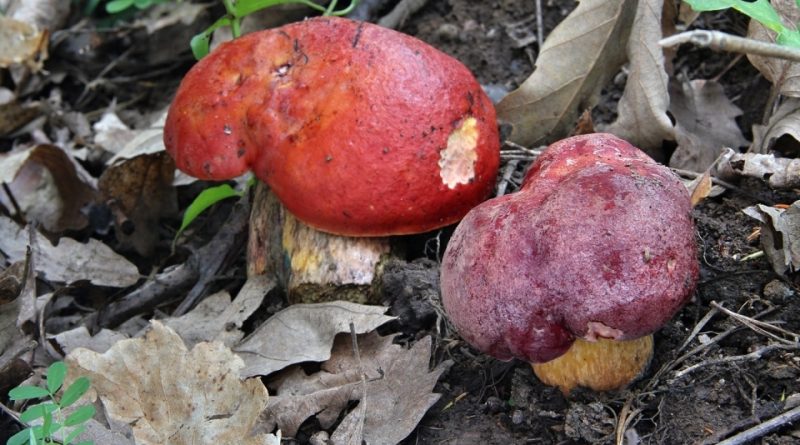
left=164, top=16, right=499, bottom=237
left=440, top=133, right=698, bottom=394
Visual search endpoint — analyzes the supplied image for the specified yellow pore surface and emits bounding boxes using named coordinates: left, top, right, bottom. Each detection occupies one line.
left=532, top=335, right=654, bottom=395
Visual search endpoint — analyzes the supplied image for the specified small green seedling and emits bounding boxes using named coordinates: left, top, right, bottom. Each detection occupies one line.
left=173, top=181, right=247, bottom=246
left=190, top=0, right=359, bottom=59
left=6, top=362, right=95, bottom=445
left=686, top=0, right=800, bottom=47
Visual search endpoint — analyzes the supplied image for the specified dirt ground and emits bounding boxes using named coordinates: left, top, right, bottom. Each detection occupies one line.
left=390, top=2, right=800, bottom=444
left=3, top=0, right=800, bottom=444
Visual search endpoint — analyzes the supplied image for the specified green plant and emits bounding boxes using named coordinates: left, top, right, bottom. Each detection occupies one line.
left=190, top=0, right=359, bottom=59
left=686, top=0, right=800, bottom=47
left=6, top=362, right=95, bottom=445
left=173, top=181, right=249, bottom=246
left=81, top=0, right=169, bottom=16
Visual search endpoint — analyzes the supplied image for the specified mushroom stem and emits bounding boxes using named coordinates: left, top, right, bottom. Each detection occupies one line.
left=531, top=335, right=654, bottom=394
left=247, top=182, right=392, bottom=304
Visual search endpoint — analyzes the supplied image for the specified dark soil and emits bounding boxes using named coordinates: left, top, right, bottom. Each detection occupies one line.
left=391, top=2, right=800, bottom=445
left=3, top=1, right=800, bottom=444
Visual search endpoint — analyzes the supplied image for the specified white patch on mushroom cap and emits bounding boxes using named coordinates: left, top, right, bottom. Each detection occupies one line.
left=438, top=117, right=479, bottom=189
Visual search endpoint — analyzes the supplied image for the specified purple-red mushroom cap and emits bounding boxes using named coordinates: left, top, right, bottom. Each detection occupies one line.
left=441, top=133, right=699, bottom=391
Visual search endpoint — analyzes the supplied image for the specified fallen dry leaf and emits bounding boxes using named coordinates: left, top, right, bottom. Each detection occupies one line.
left=93, top=110, right=135, bottom=155
left=0, top=145, right=97, bottom=232
left=497, top=0, right=636, bottom=146
left=0, top=216, right=140, bottom=287
left=165, top=275, right=273, bottom=348
left=688, top=170, right=713, bottom=207
left=0, top=100, right=41, bottom=136
left=668, top=79, right=748, bottom=171
left=605, top=0, right=674, bottom=154
left=743, top=202, right=800, bottom=275
left=98, top=151, right=177, bottom=256
left=0, top=16, right=47, bottom=70
left=257, top=333, right=450, bottom=444
left=66, top=321, right=276, bottom=445
left=51, top=326, right=129, bottom=355
left=751, top=98, right=800, bottom=154
left=747, top=0, right=800, bottom=97
left=717, top=148, right=800, bottom=189
left=234, top=301, right=395, bottom=377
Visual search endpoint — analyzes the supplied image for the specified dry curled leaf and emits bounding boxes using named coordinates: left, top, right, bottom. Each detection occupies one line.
left=65, top=321, right=275, bottom=445
left=0, top=145, right=97, bottom=232
left=0, top=16, right=47, bottom=71
left=165, top=276, right=273, bottom=348
left=98, top=151, right=177, bottom=256
left=668, top=79, right=748, bottom=171
left=605, top=0, right=674, bottom=155
left=751, top=98, right=800, bottom=154
left=497, top=0, right=636, bottom=146
left=743, top=202, right=800, bottom=275
left=234, top=301, right=395, bottom=377
left=0, top=216, right=140, bottom=287
left=257, top=333, right=450, bottom=444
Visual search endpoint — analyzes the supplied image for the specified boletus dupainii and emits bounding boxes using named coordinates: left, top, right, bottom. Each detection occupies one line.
left=441, top=133, right=699, bottom=394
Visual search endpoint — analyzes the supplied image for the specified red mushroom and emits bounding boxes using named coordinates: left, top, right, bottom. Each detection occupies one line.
left=164, top=16, right=499, bottom=237
left=440, top=133, right=698, bottom=393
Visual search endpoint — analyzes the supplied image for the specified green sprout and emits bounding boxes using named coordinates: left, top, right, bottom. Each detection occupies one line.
left=190, top=0, right=359, bottom=59
left=685, top=0, right=800, bottom=47
left=6, top=361, right=95, bottom=445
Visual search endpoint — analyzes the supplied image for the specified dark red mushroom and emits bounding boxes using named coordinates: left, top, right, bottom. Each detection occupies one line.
left=440, top=133, right=699, bottom=393
left=164, top=17, right=499, bottom=237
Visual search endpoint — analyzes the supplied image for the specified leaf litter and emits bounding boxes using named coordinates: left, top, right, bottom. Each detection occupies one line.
left=3, top=1, right=800, bottom=444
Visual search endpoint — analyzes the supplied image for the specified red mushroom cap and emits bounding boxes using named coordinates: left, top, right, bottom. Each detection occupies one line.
left=440, top=133, right=698, bottom=364
left=164, top=17, right=499, bottom=236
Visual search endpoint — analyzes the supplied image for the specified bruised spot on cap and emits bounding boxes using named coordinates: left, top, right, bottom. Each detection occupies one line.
left=438, top=117, right=478, bottom=189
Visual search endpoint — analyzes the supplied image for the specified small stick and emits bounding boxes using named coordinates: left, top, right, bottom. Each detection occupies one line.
left=659, top=30, right=800, bottom=62
left=716, top=405, right=800, bottom=445
left=711, top=301, right=800, bottom=345
left=676, top=306, right=719, bottom=354
left=672, top=343, right=799, bottom=380
left=535, top=0, right=544, bottom=48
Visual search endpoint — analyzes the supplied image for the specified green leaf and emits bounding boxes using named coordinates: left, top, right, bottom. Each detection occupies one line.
left=64, top=424, right=87, bottom=444
left=6, top=428, right=33, bottom=445
left=175, top=183, right=242, bottom=241
left=46, top=362, right=67, bottom=395
left=685, top=0, right=784, bottom=33
left=105, top=0, right=135, bottom=14
left=75, top=442, right=95, bottom=445
left=20, top=402, right=57, bottom=423
left=64, top=405, right=96, bottom=427
left=60, top=377, right=91, bottom=408
left=191, top=16, right=232, bottom=60
left=8, top=385, right=50, bottom=401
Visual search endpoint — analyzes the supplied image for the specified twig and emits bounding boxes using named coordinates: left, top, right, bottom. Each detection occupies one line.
left=716, top=405, right=800, bottom=445
left=711, top=301, right=799, bottom=345
left=672, top=343, right=799, bottom=380
left=88, top=196, right=250, bottom=328
left=660, top=30, right=800, bottom=63
left=676, top=306, right=719, bottom=354
left=535, top=0, right=544, bottom=49
left=349, top=322, right=367, bottom=442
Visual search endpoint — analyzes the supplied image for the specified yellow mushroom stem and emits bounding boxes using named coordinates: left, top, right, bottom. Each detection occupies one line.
left=531, top=335, right=654, bottom=394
